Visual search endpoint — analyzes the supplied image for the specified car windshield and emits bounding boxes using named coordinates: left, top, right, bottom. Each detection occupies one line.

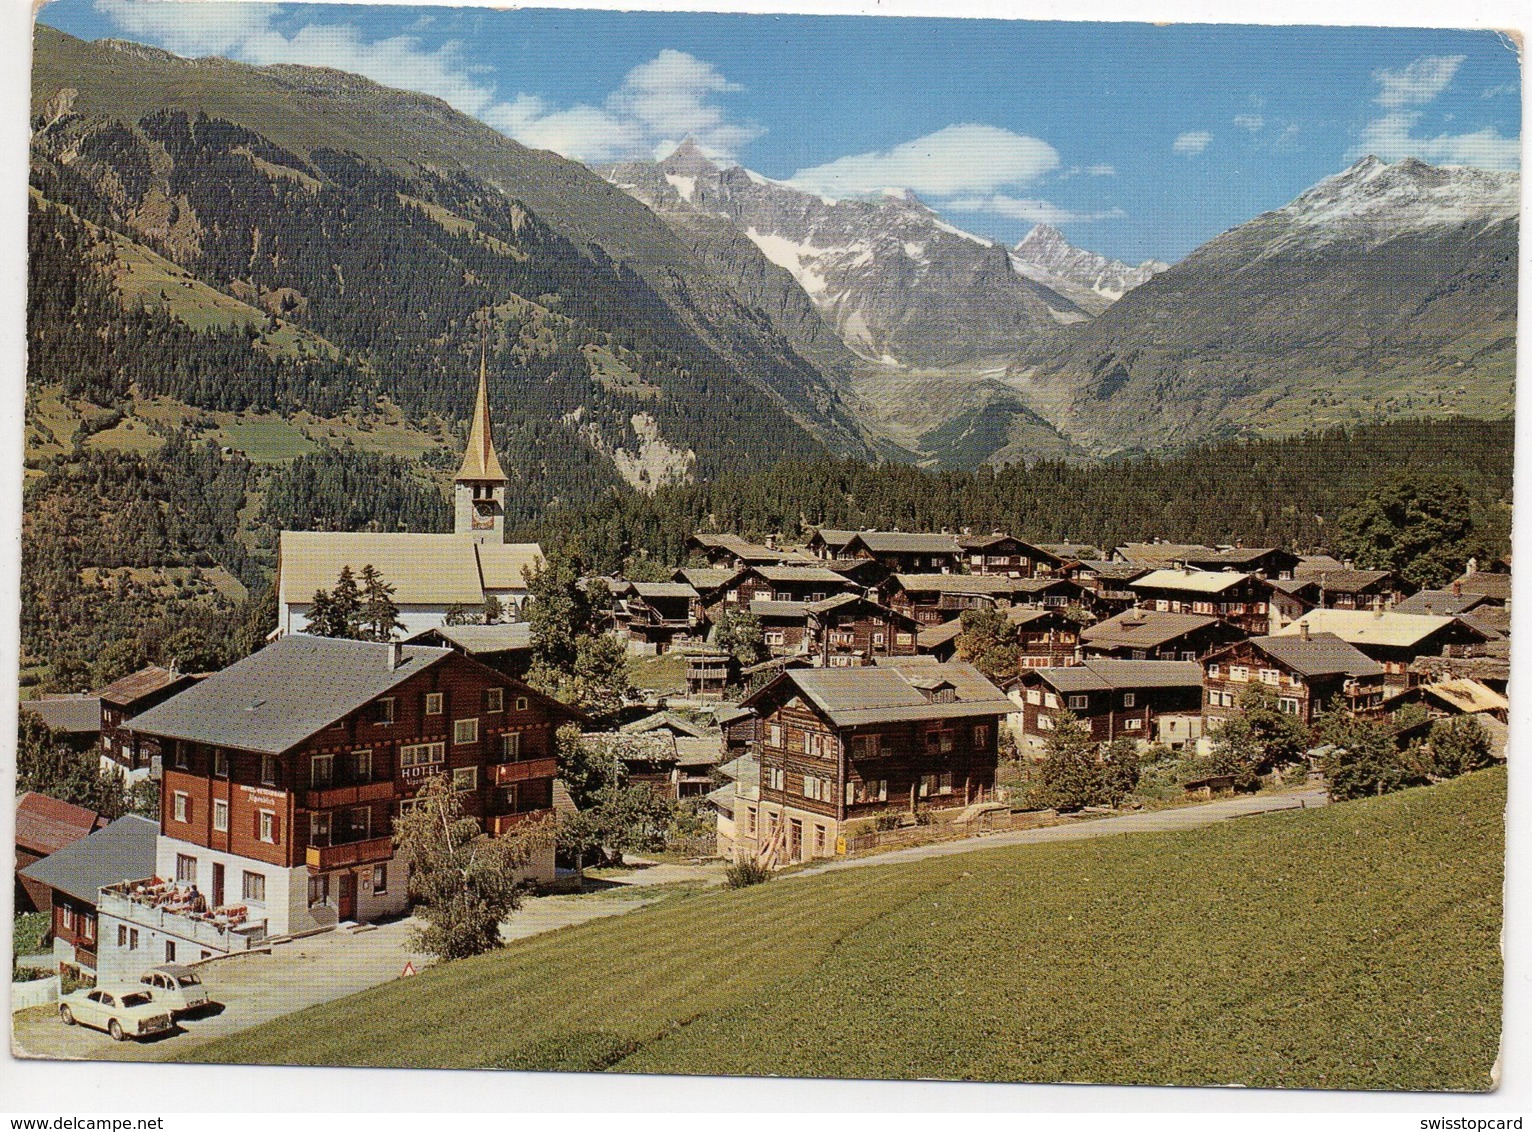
left=176, top=974, right=201, bottom=987
left=120, top=992, right=153, bottom=1007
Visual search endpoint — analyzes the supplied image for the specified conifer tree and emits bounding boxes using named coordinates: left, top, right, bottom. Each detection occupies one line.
left=359, top=564, right=402, bottom=642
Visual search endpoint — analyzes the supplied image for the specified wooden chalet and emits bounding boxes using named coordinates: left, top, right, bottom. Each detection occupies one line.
left=750, top=600, right=814, bottom=655
left=1079, top=608, right=1246, bottom=662
left=1069, top=560, right=1152, bottom=614
left=98, top=665, right=201, bottom=777
left=612, top=581, right=703, bottom=655
left=805, top=594, right=920, bottom=667
left=1180, top=546, right=1301, bottom=580
left=1127, top=568, right=1276, bottom=635
left=15, top=793, right=108, bottom=915
left=1304, top=569, right=1409, bottom=610
left=21, top=695, right=102, bottom=752
left=1268, top=577, right=1322, bottom=626
left=1037, top=543, right=1105, bottom=564
left=805, top=528, right=861, bottom=560
left=1007, top=607, right=1085, bottom=668
left=1009, top=660, right=1205, bottom=754
left=730, top=565, right=857, bottom=608
left=685, top=651, right=736, bottom=700
left=841, top=531, right=963, bottom=574
left=1381, top=678, right=1509, bottom=726
left=734, top=660, right=1011, bottom=865
left=881, top=574, right=1093, bottom=627
left=1449, top=568, right=1512, bottom=608
left=916, top=620, right=965, bottom=662
left=405, top=622, right=534, bottom=679
left=1201, top=631, right=1386, bottom=726
left=671, top=566, right=746, bottom=610
left=1272, top=610, right=1493, bottom=688
left=1112, top=542, right=1219, bottom=569
left=686, top=533, right=807, bottom=569
left=956, top=533, right=1067, bottom=578
left=17, top=815, right=157, bottom=978
left=116, top=636, right=584, bottom=977
left=1395, top=586, right=1499, bottom=617
left=1410, top=655, right=1510, bottom=695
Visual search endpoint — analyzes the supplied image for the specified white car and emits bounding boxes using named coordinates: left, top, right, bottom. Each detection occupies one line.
left=58, top=985, right=173, bottom=1041
left=139, top=964, right=211, bottom=1015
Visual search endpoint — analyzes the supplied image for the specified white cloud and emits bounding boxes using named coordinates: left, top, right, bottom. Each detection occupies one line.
left=1234, top=114, right=1264, bottom=133
left=1351, top=111, right=1521, bottom=170
left=1373, top=55, right=1466, bottom=109
left=944, top=195, right=1125, bottom=224
left=1482, top=83, right=1519, bottom=100
left=1087, top=163, right=1117, bottom=176
left=1172, top=130, right=1211, bottom=156
left=788, top=124, right=1060, bottom=199
left=92, top=1, right=760, bottom=163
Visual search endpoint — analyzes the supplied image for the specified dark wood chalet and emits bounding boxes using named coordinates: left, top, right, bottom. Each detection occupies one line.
left=671, top=566, right=747, bottom=610
left=1068, top=560, right=1152, bottom=614
left=124, top=636, right=585, bottom=950
left=1079, top=608, right=1246, bottom=662
left=685, top=651, right=736, bottom=700
left=730, top=565, right=857, bottom=608
left=1304, top=569, right=1410, bottom=610
left=17, top=815, right=157, bottom=977
left=881, top=574, right=1096, bottom=627
left=1273, top=610, right=1494, bottom=688
left=842, top=532, right=963, bottom=574
left=1007, top=607, right=1084, bottom=668
left=98, top=665, right=201, bottom=775
left=687, top=533, right=806, bottom=569
left=1449, top=568, right=1512, bottom=608
left=1201, top=631, right=1386, bottom=726
left=1009, top=660, right=1205, bottom=754
left=735, top=660, right=1011, bottom=865
left=1180, top=547, right=1301, bottom=580
left=405, top=622, right=534, bottom=679
left=750, top=600, right=814, bottom=655
left=15, top=793, right=107, bottom=916
left=612, top=581, right=703, bottom=655
left=804, top=594, right=920, bottom=666
left=805, top=528, right=861, bottom=560
left=1127, top=568, right=1276, bottom=635
left=956, top=533, right=1067, bottom=578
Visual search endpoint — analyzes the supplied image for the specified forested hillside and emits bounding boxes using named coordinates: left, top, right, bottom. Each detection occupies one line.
left=522, top=419, right=1515, bottom=572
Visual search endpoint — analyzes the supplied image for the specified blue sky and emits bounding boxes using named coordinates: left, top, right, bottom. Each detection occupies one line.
left=35, top=0, right=1523, bottom=262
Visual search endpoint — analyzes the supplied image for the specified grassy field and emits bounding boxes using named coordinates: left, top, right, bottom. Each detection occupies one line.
left=175, top=769, right=1504, bottom=1090
left=628, top=652, right=688, bottom=694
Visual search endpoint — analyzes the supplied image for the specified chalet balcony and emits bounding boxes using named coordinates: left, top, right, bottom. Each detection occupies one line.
left=490, top=756, right=557, bottom=787
left=489, top=809, right=553, bottom=836
left=101, top=883, right=269, bottom=952
left=301, top=779, right=396, bottom=810
left=306, top=836, right=394, bottom=872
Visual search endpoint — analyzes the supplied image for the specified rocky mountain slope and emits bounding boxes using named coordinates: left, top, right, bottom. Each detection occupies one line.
left=1025, top=156, right=1519, bottom=453
left=28, top=27, right=875, bottom=502
left=602, top=141, right=1160, bottom=371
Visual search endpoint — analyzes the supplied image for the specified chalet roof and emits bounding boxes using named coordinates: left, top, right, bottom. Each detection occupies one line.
left=1131, top=568, right=1255, bottom=594
left=1005, top=607, right=1066, bottom=628
left=675, top=737, right=722, bottom=768
left=740, top=654, right=813, bottom=677
left=752, top=660, right=1011, bottom=727
left=1076, top=560, right=1151, bottom=582
left=917, top=620, right=966, bottom=650
left=97, top=665, right=195, bottom=708
left=407, top=622, right=533, bottom=653
left=1270, top=577, right=1321, bottom=597
left=1115, top=542, right=1219, bottom=567
left=748, top=599, right=812, bottom=622
left=889, top=574, right=1020, bottom=595
left=22, top=695, right=102, bottom=734
left=1453, top=572, right=1513, bottom=602
left=1309, top=569, right=1395, bottom=594
left=477, top=543, right=544, bottom=591
left=1410, top=655, right=1512, bottom=684
left=1461, top=608, right=1511, bottom=640
left=625, top=581, right=700, bottom=600
left=689, top=534, right=798, bottom=563
left=15, top=792, right=106, bottom=856
left=848, top=532, right=961, bottom=555
left=750, top=565, right=849, bottom=585
left=1026, top=659, right=1204, bottom=694
left=809, top=528, right=859, bottom=548
left=582, top=731, right=677, bottom=765
left=1394, top=590, right=1489, bottom=616
left=672, top=567, right=742, bottom=590
left=620, top=711, right=709, bottom=738
left=1295, top=555, right=1348, bottom=574
left=456, top=356, right=508, bottom=483
left=713, top=704, right=751, bottom=729
left=1037, top=543, right=1105, bottom=561
left=1272, top=610, right=1486, bottom=650
left=1081, top=609, right=1223, bottom=650
left=1184, top=547, right=1290, bottom=569
left=1235, top=633, right=1384, bottom=679
left=716, top=753, right=759, bottom=788
left=18, top=815, right=158, bottom=906
left=1417, top=678, right=1508, bottom=716
left=128, top=636, right=490, bottom=754
left=278, top=531, right=484, bottom=606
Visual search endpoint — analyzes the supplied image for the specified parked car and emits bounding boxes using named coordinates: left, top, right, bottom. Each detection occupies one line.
left=58, top=985, right=173, bottom=1041
left=139, top=964, right=210, bottom=1015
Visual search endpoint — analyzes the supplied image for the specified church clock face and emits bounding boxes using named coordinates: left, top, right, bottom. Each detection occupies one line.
left=472, top=498, right=496, bottom=529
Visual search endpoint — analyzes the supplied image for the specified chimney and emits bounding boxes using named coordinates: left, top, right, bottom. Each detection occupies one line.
left=1452, top=581, right=1463, bottom=596
left=1299, top=621, right=1310, bottom=641
left=765, top=533, right=778, bottom=550
left=387, top=641, right=402, bottom=670
left=1373, top=605, right=1384, bottom=619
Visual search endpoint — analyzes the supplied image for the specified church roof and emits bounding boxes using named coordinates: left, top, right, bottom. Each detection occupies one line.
left=457, top=354, right=507, bottom=484
left=278, top=532, right=544, bottom=608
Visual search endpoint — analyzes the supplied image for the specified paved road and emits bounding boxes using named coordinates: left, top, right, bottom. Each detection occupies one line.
left=792, top=788, right=1329, bottom=878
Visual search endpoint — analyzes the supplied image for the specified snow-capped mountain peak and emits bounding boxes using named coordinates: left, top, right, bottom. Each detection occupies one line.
left=1010, top=223, right=1168, bottom=304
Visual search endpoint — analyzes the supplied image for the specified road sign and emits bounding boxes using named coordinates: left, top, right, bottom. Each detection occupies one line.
left=401, top=961, right=416, bottom=978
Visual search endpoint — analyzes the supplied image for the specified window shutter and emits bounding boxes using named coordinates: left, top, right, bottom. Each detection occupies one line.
left=253, top=811, right=260, bottom=839
left=272, top=815, right=280, bottom=844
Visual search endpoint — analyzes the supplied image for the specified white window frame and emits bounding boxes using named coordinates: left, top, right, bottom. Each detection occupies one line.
left=373, top=697, right=396, bottom=725
left=260, top=754, right=278, bottom=787
left=1067, top=694, right=1089, bottom=711
left=311, top=754, right=334, bottom=788
left=485, top=687, right=504, bottom=713
left=241, top=870, right=266, bottom=904
left=400, top=742, right=446, bottom=769
left=258, top=810, right=277, bottom=844
left=453, top=766, right=479, bottom=793
left=515, top=697, right=529, bottom=712
left=425, top=692, right=443, bottom=715
left=501, top=732, right=522, bottom=761
left=172, top=792, right=189, bottom=823
left=213, top=750, right=228, bottom=777
left=453, top=718, right=480, bottom=745
left=372, top=864, right=388, bottom=894
left=310, top=811, right=332, bottom=848
left=212, top=799, right=228, bottom=833
left=1122, top=693, right=1136, bottom=709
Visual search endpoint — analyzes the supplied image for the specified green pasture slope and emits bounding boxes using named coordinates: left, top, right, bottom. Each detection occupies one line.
left=181, top=769, right=1505, bottom=1090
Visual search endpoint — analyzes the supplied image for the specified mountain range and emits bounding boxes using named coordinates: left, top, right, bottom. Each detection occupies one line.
left=25, top=26, right=1519, bottom=491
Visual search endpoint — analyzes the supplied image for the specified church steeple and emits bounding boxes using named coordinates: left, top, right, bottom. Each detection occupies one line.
left=454, top=334, right=508, bottom=542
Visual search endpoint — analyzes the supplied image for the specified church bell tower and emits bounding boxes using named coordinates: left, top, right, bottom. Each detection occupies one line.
left=454, top=341, right=508, bottom=543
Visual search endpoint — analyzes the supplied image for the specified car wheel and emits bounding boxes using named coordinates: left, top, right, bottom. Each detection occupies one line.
left=59, top=1006, right=75, bottom=1026
left=108, top=1019, right=124, bottom=1041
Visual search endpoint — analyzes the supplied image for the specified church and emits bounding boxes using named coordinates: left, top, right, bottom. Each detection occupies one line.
left=275, top=361, right=543, bottom=639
